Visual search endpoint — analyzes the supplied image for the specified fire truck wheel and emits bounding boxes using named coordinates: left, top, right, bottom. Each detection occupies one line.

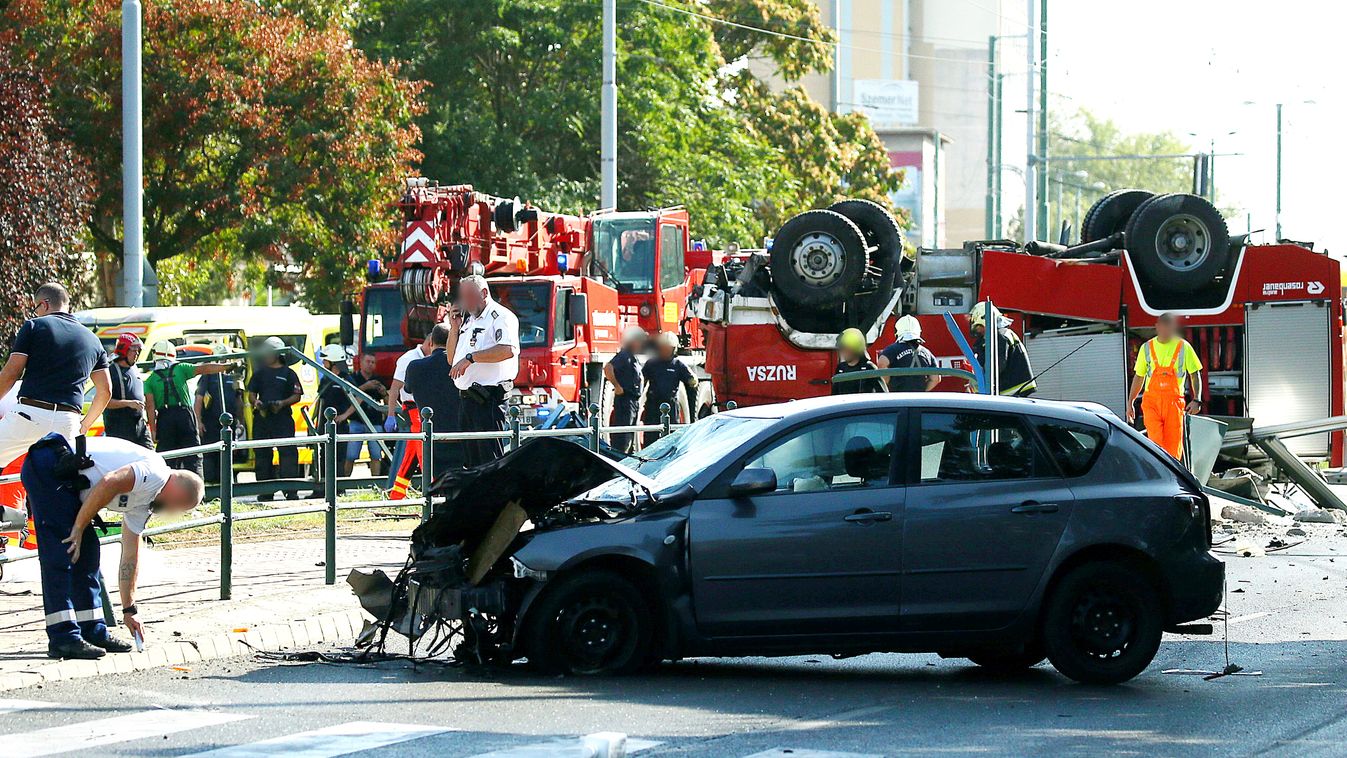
left=1082, top=189, right=1154, bottom=244
left=769, top=209, right=870, bottom=309
left=829, top=199, right=905, bottom=317
left=1124, top=193, right=1230, bottom=293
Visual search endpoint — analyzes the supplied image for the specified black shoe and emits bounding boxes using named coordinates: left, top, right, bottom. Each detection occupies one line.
left=285, top=491, right=301, bottom=501
left=89, top=633, right=133, bottom=653
left=257, top=493, right=274, bottom=502
left=47, top=638, right=106, bottom=660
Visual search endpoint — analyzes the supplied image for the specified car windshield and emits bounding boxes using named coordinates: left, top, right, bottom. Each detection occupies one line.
left=579, top=415, right=775, bottom=501
left=592, top=215, right=657, bottom=294
left=493, top=282, right=551, bottom=348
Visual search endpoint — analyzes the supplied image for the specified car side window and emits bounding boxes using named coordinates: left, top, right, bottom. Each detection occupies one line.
left=744, top=414, right=897, bottom=493
left=1035, top=420, right=1107, bottom=476
left=919, top=411, right=1048, bottom=482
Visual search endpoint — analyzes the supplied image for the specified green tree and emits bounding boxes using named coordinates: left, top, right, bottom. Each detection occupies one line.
left=0, top=43, right=95, bottom=345
left=2, top=0, right=423, bottom=310
left=355, top=0, right=903, bottom=247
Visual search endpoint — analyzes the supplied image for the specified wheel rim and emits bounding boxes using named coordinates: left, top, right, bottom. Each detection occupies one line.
left=1152, top=212, right=1211, bottom=271
left=556, top=594, right=634, bottom=673
left=790, top=232, right=846, bottom=287
left=1069, top=586, right=1138, bottom=660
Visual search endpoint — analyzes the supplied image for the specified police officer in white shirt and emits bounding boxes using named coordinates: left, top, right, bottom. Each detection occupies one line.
left=446, top=275, right=519, bottom=466
left=21, top=434, right=205, bottom=659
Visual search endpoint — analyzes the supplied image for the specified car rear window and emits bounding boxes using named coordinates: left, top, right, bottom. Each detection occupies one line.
left=1034, top=420, right=1107, bottom=476
left=919, top=411, right=1051, bottom=482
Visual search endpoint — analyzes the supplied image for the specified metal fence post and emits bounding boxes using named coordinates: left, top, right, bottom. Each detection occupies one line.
left=660, top=402, right=672, bottom=438
left=509, top=406, right=522, bottom=450
left=219, top=412, right=234, bottom=601
left=324, top=407, right=338, bottom=585
left=420, top=407, right=434, bottom=523
left=589, top=402, right=601, bottom=452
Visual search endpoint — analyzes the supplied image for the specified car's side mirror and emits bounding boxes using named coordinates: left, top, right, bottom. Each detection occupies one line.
left=568, top=292, right=589, bottom=326
left=729, top=467, right=777, bottom=497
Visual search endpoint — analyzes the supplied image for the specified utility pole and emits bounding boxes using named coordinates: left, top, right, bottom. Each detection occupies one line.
left=994, top=73, right=1004, bottom=237
left=1023, top=1, right=1037, bottom=242
left=1275, top=102, right=1283, bottom=241
left=601, top=0, right=617, bottom=210
left=985, top=36, right=997, bottom=239
left=122, top=0, right=144, bottom=307
left=1035, top=0, right=1050, bottom=238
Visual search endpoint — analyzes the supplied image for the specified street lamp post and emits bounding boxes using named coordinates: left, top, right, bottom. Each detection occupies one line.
left=122, top=0, right=144, bottom=307
left=601, top=0, right=617, bottom=210
left=1275, top=103, right=1282, bottom=240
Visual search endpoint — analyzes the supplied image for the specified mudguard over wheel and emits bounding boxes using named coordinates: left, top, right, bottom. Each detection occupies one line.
left=522, top=569, right=653, bottom=676
left=768, top=209, right=870, bottom=309
left=1042, top=562, right=1163, bottom=685
left=1124, top=193, right=1231, bottom=295
left=1081, top=189, right=1154, bottom=244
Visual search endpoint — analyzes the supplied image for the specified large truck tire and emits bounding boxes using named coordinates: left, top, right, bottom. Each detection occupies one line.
left=1081, top=189, right=1154, bottom=244
left=1124, top=193, right=1230, bottom=295
left=829, top=199, right=905, bottom=323
left=769, top=209, right=870, bottom=309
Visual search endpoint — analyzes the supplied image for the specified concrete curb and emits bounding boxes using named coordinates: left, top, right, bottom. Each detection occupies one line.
left=0, top=608, right=368, bottom=692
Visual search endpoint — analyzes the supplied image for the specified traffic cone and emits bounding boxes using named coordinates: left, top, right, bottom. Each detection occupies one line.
left=20, top=514, right=36, bottom=550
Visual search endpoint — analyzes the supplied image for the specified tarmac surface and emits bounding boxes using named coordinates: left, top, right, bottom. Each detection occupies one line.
left=5, top=520, right=1347, bottom=756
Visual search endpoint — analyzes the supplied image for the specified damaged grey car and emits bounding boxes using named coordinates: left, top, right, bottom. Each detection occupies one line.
left=354, top=394, right=1224, bottom=685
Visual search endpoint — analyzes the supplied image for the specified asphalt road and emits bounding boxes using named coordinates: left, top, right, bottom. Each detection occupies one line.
left=6, top=535, right=1347, bottom=757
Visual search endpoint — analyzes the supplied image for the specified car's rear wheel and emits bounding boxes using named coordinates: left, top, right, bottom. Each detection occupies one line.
left=966, top=642, right=1047, bottom=672
left=1042, top=562, right=1163, bottom=685
left=523, top=569, right=652, bottom=676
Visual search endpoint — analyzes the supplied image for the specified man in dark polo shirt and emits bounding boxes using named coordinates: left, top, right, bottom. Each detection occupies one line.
left=246, top=337, right=303, bottom=501
left=0, top=282, right=111, bottom=467
left=403, top=324, right=462, bottom=476
left=603, top=326, right=645, bottom=455
left=104, top=333, right=152, bottom=449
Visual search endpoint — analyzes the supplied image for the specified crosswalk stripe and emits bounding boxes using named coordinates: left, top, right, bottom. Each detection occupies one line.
left=181, top=720, right=450, bottom=758
left=0, top=699, right=55, bottom=715
left=468, top=732, right=662, bottom=757
left=1, top=708, right=252, bottom=758
left=742, top=750, right=884, bottom=758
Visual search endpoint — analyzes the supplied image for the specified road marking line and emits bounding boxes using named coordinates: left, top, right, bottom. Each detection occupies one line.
left=743, top=750, right=884, bottom=758
left=0, top=708, right=252, bottom=758
left=468, top=733, right=662, bottom=757
left=181, top=720, right=450, bottom=757
left=0, top=699, right=55, bottom=715
left=1228, top=611, right=1272, bottom=624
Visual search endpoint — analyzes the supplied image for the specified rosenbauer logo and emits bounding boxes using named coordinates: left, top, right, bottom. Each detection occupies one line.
left=1262, top=280, right=1325, bottom=297
left=746, top=364, right=797, bottom=382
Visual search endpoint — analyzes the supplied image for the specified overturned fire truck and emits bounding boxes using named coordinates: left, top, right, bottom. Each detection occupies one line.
left=693, top=190, right=1346, bottom=466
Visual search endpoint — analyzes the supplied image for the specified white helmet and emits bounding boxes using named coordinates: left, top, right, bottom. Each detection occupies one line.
left=894, top=315, right=923, bottom=343
left=319, top=344, right=347, bottom=364
left=261, top=336, right=286, bottom=352
left=150, top=340, right=177, bottom=363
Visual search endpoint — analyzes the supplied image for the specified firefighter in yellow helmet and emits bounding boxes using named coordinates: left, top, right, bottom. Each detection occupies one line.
left=968, top=304, right=1035, bottom=396
left=832, top=328, right=886, bottom=395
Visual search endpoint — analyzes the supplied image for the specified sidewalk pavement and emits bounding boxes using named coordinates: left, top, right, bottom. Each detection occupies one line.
left=0, top=533, right=411, bottom=691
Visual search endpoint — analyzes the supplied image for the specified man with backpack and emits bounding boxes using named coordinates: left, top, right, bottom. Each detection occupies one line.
left=143, top=341, right=232, bottom=476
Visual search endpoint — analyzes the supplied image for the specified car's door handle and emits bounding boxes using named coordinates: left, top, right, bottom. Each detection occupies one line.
left=844, top=509, right=893, bottom=523
left=1011, top=501, right=1060, bottom=514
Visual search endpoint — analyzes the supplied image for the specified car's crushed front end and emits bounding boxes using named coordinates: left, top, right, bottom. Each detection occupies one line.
left=348, top=436, right=657, bottom=664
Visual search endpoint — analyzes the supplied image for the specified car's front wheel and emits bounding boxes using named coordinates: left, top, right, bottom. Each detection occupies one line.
left=1042, top=562, right=1163, bottom=685
left=522, top=569, right=653, bottom=676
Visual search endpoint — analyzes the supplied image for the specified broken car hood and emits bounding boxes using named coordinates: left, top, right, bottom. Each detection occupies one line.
left=411, top=436, right=659, bottom=554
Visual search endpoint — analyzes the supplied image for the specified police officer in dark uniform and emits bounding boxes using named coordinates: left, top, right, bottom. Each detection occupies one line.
left=603, top=326, right=645, bottom=455
left=246, top=336, right=303, bottom=501
left=104, top=334, right=152, bottom=448
left=0, top=282, right=111, bottom=467
left=404, top=324, right=463, bottom=476
left=447, top=275, right=519, bottom=467
left=195, top=344, right=242, bottom=483
left=640, top=332, right=698, bottom=448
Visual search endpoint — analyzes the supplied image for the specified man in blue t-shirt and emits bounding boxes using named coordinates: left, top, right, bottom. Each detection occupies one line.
left=0, top=282, right=111, bottom=467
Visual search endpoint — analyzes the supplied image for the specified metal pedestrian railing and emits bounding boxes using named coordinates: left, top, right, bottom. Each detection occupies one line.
left=0, top=402, right=692, bottom=601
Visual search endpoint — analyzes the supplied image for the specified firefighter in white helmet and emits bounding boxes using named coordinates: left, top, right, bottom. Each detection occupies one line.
left=968, top=304, right=1035, bottom=396
left=143, top=340, right=232, bottom=476
left=878, top=315, right=939, bottom=392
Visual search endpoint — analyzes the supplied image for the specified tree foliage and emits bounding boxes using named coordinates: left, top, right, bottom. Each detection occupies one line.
left=2, top=0, right=424, bottom=309
left=0, top=44, right=94, bottom=345
left=356, top=0, right=903, bottom=247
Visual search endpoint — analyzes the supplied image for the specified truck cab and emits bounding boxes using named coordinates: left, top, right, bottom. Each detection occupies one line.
left=589, top=209, right=699, bottom=346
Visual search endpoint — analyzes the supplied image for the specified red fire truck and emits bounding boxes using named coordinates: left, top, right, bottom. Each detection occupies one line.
left=694, top=191, right=1347, bottom=465
left=355, top=179, right=714, bottom=420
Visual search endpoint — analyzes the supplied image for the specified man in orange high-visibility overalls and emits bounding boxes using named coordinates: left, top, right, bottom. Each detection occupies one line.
left=1127, top=313, right=1204, bottom=459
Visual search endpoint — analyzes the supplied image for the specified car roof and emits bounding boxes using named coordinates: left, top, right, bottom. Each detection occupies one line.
left=722, top=392, right=1114, bottom=427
